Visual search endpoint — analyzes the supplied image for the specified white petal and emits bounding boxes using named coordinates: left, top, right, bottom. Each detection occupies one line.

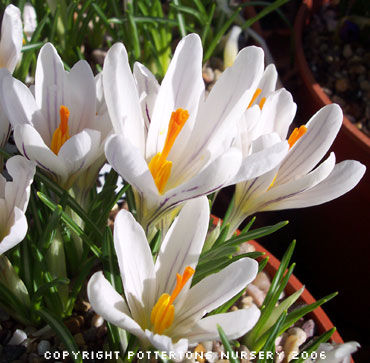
left=0, top=106, right=10, bottom=147
left=185, top=305, right=260, bottom=345
left=260, top=152, right=337, bottom=211
left=87, top=271, right=146, bottom=340
left=34, top=43, right=66, bottom=141
left=175, top=258, right=258, bottom=325
left=231, top=135, right=289, bottom=184
left=105, top=134, right=158, bottom=196
left=58, top=128, right=101, bottom=177
left=0, top=70, right=49, bottom=141
left=133, top=62, right=159, bottom=135
left=103, top=43, right=145, bottom=152
left=114, top=209, right=156, bottom=328
left=158, top=148, right=242, bottom=216
left=0, top=5, right=22, bottom=73
left=257, top=89, right=296, bottom=140
left=146, top=34, right=204, bottom=160
left=276, top=104, right=342, bottom=184
left=257, top=64, right=278, bottom=99
left=154, top=197, right=209, bottom=300
left=4, top=155, right=35, bottom=212
left=95, top=72, right=107, bottom=115
left=267, top=160, right=365, bottom=210
left=64, top=60, right=96, bottom=135
left=188, top=46, right=265, bottom=160
left=145, top=330, right=188, bottom=361
left=0, top=207, right=27, bottom=255
left=235, top=105, right=261, bottom=156
left=317, top=342, right=360, bottom=363
left=14, top=124, right=68, bottom=182
left=23, top=3, right=37, bottom=40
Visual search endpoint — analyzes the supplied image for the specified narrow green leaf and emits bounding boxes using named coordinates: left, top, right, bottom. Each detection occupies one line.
left=34, top=170, right=103, bottom=239
left=37, top=191, right=102, bottom=257
left=37, top=308, right=82, bottom=363
left=172, top=0, right=187, bottom=36
left=0, top=283, right=30, bottom=325
left=217, top=325, right=240, bottom=363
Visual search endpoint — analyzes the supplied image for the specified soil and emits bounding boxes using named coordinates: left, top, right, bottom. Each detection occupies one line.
left=303, top=3, right=370, bottom=136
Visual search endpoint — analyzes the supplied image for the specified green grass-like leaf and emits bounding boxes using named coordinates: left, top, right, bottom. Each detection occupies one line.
left=37, top=308, right=82, bottom=363
left=217, top=325, right=240, bottom=363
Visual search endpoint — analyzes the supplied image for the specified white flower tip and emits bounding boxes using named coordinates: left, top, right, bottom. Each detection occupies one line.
left=5, top=4, right=21, bottom=17
left=224, top=27, right=242, bottom=69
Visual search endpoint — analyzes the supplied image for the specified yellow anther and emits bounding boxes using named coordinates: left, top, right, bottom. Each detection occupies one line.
left=259, top=97, right=266, bottom=109
left=248, top=88, right=262, bottom=109
left=148, top=108, right=189, bottom=194
left=50, top=105, right=70, bottom=155
left=287, top=125, right=307, bottom=149
left=267, top=173, right=278, bottom=191
left=150, top=266, right=195, bottom=335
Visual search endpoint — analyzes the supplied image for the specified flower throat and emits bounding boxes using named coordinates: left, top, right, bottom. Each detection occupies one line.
left=50, top=105, right=70, bottom=155
left=150, top=266, right=194, bottom=334
left=148, top=108, right=189, bottom=194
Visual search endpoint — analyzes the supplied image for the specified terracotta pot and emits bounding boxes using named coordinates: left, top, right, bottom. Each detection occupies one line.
left=294, top=0, right=370, bottom=180
left=291, top=2, right=369, bottom=359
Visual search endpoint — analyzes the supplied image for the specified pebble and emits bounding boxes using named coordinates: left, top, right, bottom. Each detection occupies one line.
left=213, top=341, right=224, bottom=356
left=214, top=69, right=222, bottom=81
left=202, top=67, right=215, bottom=83
left=8, top=329, right=27, bottom=345
left=91, top=49, right=107, bottom=65
left=75, top=300, right=91, bottom=313
left=246, top=284, right=265, bottom=307
left=65, top=315, right=84, bottom=334
left=283, top=334, right=300, bottom=362
left=241, top=296, right=253, bottom=309
left=74, top=332, right=85, bottom=347
left=237, top=242, right=256, bottom=255
left=194, top=343, right=206, bottom=362
left=287, top=327, right=307, bottom=346
left=335, top=78, right=350, bottom=92
left=91, top=314, right=104, bottom=328
left=201, top=341, right=213, bottom=352
left=301, top=319, right=315, bottom=338
left=37, top=340, right=50, bottom=355
left=253, top=272, right=271, bottom=293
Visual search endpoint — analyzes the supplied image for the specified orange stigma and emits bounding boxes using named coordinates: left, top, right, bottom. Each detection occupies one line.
left=248, top=88, right=262, bottom=109
left=148, top=108, right=189, bottom=194
left=150, top=266, right=195, bottom=335
left=50, top=105, right=70, bottom=155
left=287, top=125, right=307, bottom=149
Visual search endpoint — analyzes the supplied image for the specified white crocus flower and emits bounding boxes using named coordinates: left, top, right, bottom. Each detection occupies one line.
left=0, top=43, right=112, bottom=190
left=104, top=34, right=286, bottom=233
left=0, top=4, right=22, bottom=149
left=88, top=197, right=260, bottom=359
left=304, top=341, right=360, bottom=363
left=224, top=25, right=242, bottom=69
left=0, top=155, right=35, bottom=255
left=229, top=100, right=366, bottom=233
left=23, top=3, right=37, bottom=41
